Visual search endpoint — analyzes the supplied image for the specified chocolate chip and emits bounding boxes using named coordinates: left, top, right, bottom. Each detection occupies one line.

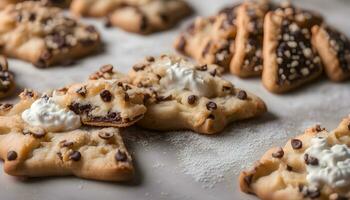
left=60, top=140, right=74, bottom=148
left=206, top=101, right=217, bottom=111
left=146, top=56, right=155, bottom=62
left=29, top=13, right=36, bottom=21
left=98, top=131, right=114, bottom=139
left=291, top=139, right=302, bottom=149
left=100, top=64, right=113, bottom=73
left=196, top=64, right=208, bottom=71
left=272, top=147, right=284, bottom=158
left=124, top=93, right=130, bottom=101
left=76, top=86, right=87, bottom=97
left=68, top=102, right=92, bottom=114
left=176, top=35, right=187, bottom=52
left=304, top=153, right=319, bottom=166
left=243, top=174, right=253, bottom=186
left=315, top=125, right=322, bottom=132
left=100, top=90, right=113, bottom=102
left=115, top=150, right=127, bottom=162
left=7, top=150, right=17, bottom=161
left=348, top=123, right=350, bottom=131
left=133, top=64, right=146, bottom=71
left=187, top=95, right=197, bottom=105
left=56, top=152, right=63, bottom=161
left=69, top=151, right=81, bottom=161
left=237, top=90, right=247, bottom=100
left=210, top=69, right=217, bottom=77
left=286, top=165, right=293, bottom=171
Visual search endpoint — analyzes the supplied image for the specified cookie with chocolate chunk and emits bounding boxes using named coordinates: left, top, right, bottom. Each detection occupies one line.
left=0, top=91, right=134, bottom=181
left=174, top=4, right=238, bottom=70
left=0, top=2, right=100, bottom=68
left=71, top=0, right=192, bottom=34
left=53, top=79, right=147, bottom=128
left=312, top=25, right=350, bottom=82
left=262, top=4, right=323, bottom=93
left=0, top=55, right=15, bottom=99
left=127, top=55, right=266, bottom=134
left=0, top=0, right=72, bottom=9
left=240, top=117, right=350, bottom=200
left=230, top=1, right=271, bottom=77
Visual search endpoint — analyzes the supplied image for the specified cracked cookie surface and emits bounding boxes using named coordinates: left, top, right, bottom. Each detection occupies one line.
left=53, top=78, right=147, bottom=128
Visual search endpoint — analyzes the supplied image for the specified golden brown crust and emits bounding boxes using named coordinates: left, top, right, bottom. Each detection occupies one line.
left=239, top=117, right=350, bottom=200
left=262, top=9, right=323, bottom=93
left=0, top=93, right=134, bottom=182
left=312, top=25, right=350, bottom=82
left=0, top=2, right=101, bottom=68
left=230, top=1, right=268, bottom=77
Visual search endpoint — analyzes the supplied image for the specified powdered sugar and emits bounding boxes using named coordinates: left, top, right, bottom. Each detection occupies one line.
left=125, top=78, right=350, bottom=189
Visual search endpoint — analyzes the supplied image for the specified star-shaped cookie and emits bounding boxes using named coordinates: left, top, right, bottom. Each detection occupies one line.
left=0, top=1, right=101, bottom=67
left=0, top=90, right=134, bottom=182
left=128, top=55, right=267, bottom=134
left=240, top=117, right=350, bottom=200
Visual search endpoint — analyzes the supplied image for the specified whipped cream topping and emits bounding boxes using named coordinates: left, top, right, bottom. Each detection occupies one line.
left=305, top=137, right=350, bottom=189
left=22, top=97, right=81, bottom=132
left=160, top=59, right=215, bottom=97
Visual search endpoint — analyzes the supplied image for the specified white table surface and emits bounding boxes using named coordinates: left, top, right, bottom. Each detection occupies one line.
left=1, top=0, right=349, bottom=199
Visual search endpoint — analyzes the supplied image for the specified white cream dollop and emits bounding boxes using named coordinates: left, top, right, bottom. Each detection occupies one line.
left=22, top=97, right=81, bottom=132
left=160, top=61, right=214, bottom=97
left=305, top=137, right=350, bottom=189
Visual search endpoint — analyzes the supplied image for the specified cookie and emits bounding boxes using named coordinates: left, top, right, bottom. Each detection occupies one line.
left=262, top=4, right=323, bottom=93
left=239, top=117, right=350, bottom=200
left=312, top=25, right=350, bottom=82
left=52, top=78, right=147, bottom=128
left=0, top=91, right=134, bottom=181
left=174, top=5, right=238, bottom=70
left=0, top=55, right=15, bottom=99
left=107, top=0, right=192, bottom=34
left=0, top=2, right=101, bottom=68
left=230, top=1, right=271, bottom=77
left=126, top=55, right=266, bottom=134
left=0, top=0, right=72, bottom=9
left=71, top=0, right=192, bottom=34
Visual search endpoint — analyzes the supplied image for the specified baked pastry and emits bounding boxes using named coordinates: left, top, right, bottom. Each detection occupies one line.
left=230, top=0, right=271, bottom=77
left=0, top=2, right=100, bottom=68
left=174, top=4, right=238, bottom=70
left=107, top=0, right=192, bottom=34
left=0, top=55, right=15, bottom=98
left=0, top=90, right=134, bottom=182
left=71, top=0, right=192, bottom=34
left=0, top=0, right=72, bottom=9
left=262, top=4, right=323, bottom=93
left=312, top=25, right=350, bottom=82
left=127, top=55, right=267, bottom=134
left=52, top=78, right=147, bottom=128
left=239, top=116, right=350, bottom=200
